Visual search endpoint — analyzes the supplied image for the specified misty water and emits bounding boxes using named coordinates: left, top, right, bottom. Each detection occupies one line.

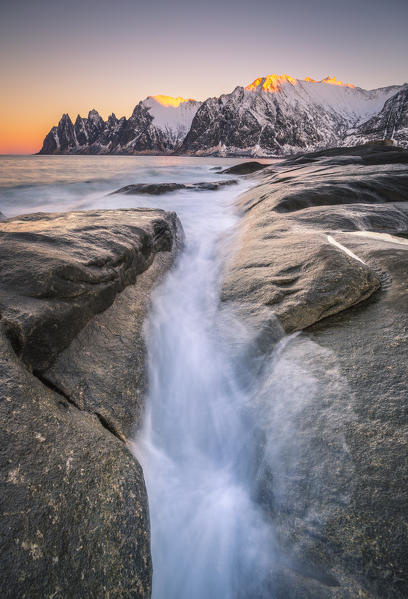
left=1, top=155, right=351, bottom=598
left=132, top=179, right=277, bottom=599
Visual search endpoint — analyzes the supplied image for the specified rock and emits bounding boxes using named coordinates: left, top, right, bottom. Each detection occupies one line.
left=279, top=143, right=408, bottom=167
left=219, top=161, right=269, bottom=175
left=111, top=179, right=237, bottom=195
left=45, top=247, right=181, bottom=441
left=0, top=212, right=5, bottom=220
left=222, top=231, right=380, bottom=334
left=235, top=153, right=408, bottom=216
left=0, top=329, right=152, bottom=598
left=0, top=208, right=183, bottom=598
left=0, top=208, right=179, bottom=372
left=222, top=146, right=408, bottom=597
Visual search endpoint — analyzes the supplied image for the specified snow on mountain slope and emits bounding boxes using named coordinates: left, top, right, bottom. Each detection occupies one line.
left=38, top=74, right=407, bottom=156
left=344, top=84, right=408, bottom=148
left=141, top=96, right=201, bottom=146
left=39, top=96, right=201, bottom=155
left=180, top=74, right=405, bottom=156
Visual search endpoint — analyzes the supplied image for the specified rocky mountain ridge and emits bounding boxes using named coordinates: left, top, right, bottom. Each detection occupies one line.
left=38, top=75, right=408, bottom=156
left=39, top=96, right=201, bottom=155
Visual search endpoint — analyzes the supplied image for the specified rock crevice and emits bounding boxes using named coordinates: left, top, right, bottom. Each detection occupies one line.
left=0, top=208, right=183, bottom=598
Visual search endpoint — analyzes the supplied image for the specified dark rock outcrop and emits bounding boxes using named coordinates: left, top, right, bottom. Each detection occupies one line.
left=0, top=208, right=182, bottom=598
left=219, top=161, right=269, bottom=174
left=222, top=145, right=408, bottom=598
left=111, top=179, right=238, bottom=196
left=0, top=209, right=179, bottom=372
left=279, top=142, right=408, bottom=167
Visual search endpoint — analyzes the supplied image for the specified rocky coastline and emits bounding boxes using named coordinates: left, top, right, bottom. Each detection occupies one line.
left=1, top=143, right=407, bottom=598
left=0, top=208, right=182, bottom=598
left=221, top=143, right=408, bottom=598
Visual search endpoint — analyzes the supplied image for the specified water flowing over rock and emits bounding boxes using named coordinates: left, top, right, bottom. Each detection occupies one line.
left=0, top=208, right=182, bottom=598
left=222, top=144, right=408, bottom=598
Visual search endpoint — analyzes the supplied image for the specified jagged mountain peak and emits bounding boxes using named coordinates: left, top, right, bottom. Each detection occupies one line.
left=88, top=109, right=104, bottom=122
left=38, top=77, right=407, bottom=156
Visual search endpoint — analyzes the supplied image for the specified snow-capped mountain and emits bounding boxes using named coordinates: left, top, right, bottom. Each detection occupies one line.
left=180, top=75, right=405, bottom=156
left=38, top=75, right=408, bottom=156
left=344, top=84, right=408, bottom=148
left=39, top=96, right=201, bottom=155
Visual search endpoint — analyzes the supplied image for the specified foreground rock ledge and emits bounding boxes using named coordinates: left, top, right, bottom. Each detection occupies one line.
left=0, top=208, right=182, bottom=598
left=223, top=145, right=408, bottom=598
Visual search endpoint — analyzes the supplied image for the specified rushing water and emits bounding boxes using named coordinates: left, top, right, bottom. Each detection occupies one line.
left=1, top=157, right=275, bottom=598
left=1, top=154, right=350, bottom=598
left=132, top=177, right=276, bottom=599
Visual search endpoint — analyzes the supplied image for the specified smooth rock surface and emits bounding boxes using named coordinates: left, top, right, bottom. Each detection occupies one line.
left=0, top=208, right=182, bottom=598
left=0, top=330, right=152, bottom=599
left=223, top=145, right=408, bottom=598
left=219, top=161, right=269, bottom=175
left=0, top=209, right=179, bottom=372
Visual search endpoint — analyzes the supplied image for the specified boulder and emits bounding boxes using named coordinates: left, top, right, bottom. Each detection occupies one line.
left=111, top=180, right=237, bottom=195
left=219, top=161, right=269, bottom=175
left=223, top=146, right=408, bottom=598
left=0, top=209, right=179, bottom=372
left=0, top=208, right=182, bottom=598
left=222, top=230, right=380, bottom=334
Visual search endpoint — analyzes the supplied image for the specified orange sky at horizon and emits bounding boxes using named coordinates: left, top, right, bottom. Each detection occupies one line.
left=1, top=0, right=407, bottom=155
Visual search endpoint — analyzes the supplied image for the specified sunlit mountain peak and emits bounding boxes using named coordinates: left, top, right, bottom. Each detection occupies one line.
left=245, top=74, right=297, bottom=92
left=320, top=76, right=355, bottom=88
left=149, top=95, right=197, bottom=107
left=246, top=73, right=356, bottom=93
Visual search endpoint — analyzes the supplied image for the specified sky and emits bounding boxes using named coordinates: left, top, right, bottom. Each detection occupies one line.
left=1, top=0, right=407, bottom=154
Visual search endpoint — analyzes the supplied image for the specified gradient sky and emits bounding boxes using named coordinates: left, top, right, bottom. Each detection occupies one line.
left=1, top=0, right=407, bottom=153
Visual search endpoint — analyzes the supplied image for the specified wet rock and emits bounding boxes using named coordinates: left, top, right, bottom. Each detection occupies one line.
left=0, top=329, right=152, bottom=599
left=239, top=164, right=408, bottom=215
left=45, top=245, right=182, bottom=441
left=0, top=208, right=183, bottom=598
left=111, top=179, right=238, bottom=195
left=0, top=208, right=179, bottom=372
left=223, top=146, right=408, bottom=598
left=219, top=161, right=269, bottom=175
left=279, top=143, right=408, bottom=167
left=222, top=231, right=380, bottom=333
